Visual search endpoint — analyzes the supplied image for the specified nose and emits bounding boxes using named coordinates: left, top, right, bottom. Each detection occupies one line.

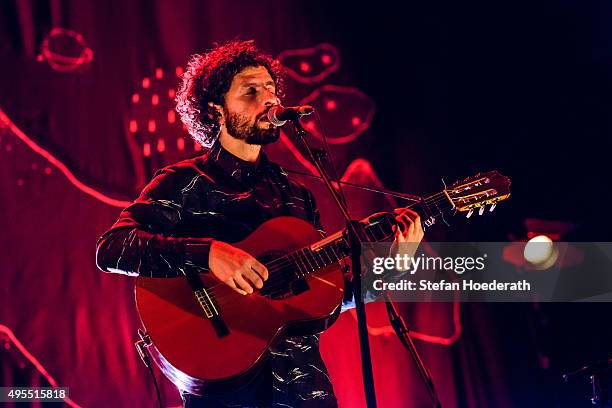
left=262, top=89, right=279, bottom=108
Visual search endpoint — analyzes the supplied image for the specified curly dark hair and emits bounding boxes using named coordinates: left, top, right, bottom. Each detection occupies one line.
left=175, top=39, right=285, bottom=147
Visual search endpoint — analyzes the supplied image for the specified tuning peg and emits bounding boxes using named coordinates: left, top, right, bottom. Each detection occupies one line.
left=489, top=203, right=496, bottom=212
left=466, top=209, right=474, bottom=218
left=479, top=206, right=485, bottom=215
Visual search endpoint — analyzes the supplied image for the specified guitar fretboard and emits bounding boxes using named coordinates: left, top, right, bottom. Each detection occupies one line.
left=263, top=190, right=454, bottom=277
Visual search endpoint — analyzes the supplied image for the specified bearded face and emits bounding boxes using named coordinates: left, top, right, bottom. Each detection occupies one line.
left=223, top=106, right=280, bottom=145
left=216, top=66, right=281, bottom=146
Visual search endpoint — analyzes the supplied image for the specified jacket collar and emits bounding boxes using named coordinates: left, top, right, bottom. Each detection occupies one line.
left=207, top=140, right=270, bottom=184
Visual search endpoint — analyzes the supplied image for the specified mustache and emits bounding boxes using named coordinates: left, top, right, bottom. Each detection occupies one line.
left=257, top=105, right=277, bottom=120
left=257, top=113, right=271, bottom=122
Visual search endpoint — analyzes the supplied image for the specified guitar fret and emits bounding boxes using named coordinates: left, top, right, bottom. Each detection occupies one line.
left=310, top=239, right=343, bottom=271
left=374, top=222, right=386, bottom=240
left=297, top=251, right=310, bottom=275
left=310, top=250, right=325, bottom=269
left=290, top=252, right=305, bottom=278
left=417, top=198, right=431, bottom=221
left=331, top=245, right=340, bottom=261
left=329, top=242, right=342, bottom=260
left=431, top=197, right=443, bottom=219
left=320, top=248, right=329, bottom=266
left=301, top=248, right=314, bottom=273
left=386, top=218, right=395, bottom=236
left=370, top=225, right=380, bottom=241
left=319, top=247, right=329, bottom=266
left=364, top=224, right=379, bottom=242
left=310, top=250, right=319, bottom=270
left=323, top=247, right=333, bottom=263
left=296, top=251, right=308, bottom=275
left=311, top=250, right=320, bottom=270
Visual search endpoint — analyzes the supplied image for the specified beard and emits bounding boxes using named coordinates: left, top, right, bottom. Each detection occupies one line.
left=224, top=107, right=280, bottom=145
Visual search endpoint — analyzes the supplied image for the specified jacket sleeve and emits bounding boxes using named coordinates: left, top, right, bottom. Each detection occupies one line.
left=95, top=168, right=212, bottom=278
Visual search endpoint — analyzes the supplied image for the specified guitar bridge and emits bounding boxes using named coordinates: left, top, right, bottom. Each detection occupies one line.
left=194, top=288, right=229, bottom=338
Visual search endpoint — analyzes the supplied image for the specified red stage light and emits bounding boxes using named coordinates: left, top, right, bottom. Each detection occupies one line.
left=168, top=89, right=176, bottom=99
left=321, top=54, right=331, bottom=65
left=167, top=110, right=176, bottom=124
left=148, top=119, right=156, bottom=133
left=175, top=66, right=184, bottom=77
left=151, top=94, right=159, bottom=106
left=300, top=62, right=310, bottom=72
left=177, top=137, right=185, bottom=151
left=129, top=120, right=138, bottom=133
left=157, top=138, right=165, bottom=153
left=155, top=68, right=163, bottom=79
left=325, top=99, right=337, bottom=110
left=131, top=93, right=140, bottom=103
left=351, top=116, right=361, bottom=126
left=142, top=78, right=150, bottom=89
left=143, top=143, right=151, bottom=157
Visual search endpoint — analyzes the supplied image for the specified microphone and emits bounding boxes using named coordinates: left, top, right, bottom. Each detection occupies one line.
left=267, top=104, right=314, bottom=127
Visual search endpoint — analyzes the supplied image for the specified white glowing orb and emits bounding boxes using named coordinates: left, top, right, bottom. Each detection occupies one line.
left=523, top=235, right=554, bottom=265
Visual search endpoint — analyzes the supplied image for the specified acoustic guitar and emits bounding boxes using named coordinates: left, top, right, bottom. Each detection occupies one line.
left=135, top=171, right=511, bottom=395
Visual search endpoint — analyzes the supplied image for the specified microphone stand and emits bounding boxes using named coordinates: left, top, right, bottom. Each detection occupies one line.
left=287, top=165, right=443, bottom=407
left=289, top=120, right=378, bottom=408
left=286, top=120, right=443, bottom=408
left=384, top=292, right=442, bottom=408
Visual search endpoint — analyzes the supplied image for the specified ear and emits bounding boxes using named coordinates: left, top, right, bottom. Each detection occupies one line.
left=208, top=102, right=224, bottom=124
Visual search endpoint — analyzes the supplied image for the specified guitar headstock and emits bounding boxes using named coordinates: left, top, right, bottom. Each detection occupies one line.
left=446, top=171, right=511, bottom=217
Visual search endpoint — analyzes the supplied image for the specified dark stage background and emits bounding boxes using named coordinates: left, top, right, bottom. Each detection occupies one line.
left=1, top=1, right=611, bottom=407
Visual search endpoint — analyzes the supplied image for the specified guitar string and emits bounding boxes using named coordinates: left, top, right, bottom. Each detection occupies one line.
left=196, top=191, right=456, bottom=297
left=199, top=206, right=418, bottom=303
left=200, top=219, right=386, bottom=311
left=182, top=188, right=502, bottom=309
left=203, top=216, right=397, bottom=313
left=198, top=207, right=467, bottom=312
left=199, top=205, right=423, bottom=298
left=196, top=188, right=499, bottom=300
left=200, top=212, right=453, bottom=301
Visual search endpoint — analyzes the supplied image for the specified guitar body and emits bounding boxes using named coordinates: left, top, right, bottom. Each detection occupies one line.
left=135, top=216, right=346, bottom=395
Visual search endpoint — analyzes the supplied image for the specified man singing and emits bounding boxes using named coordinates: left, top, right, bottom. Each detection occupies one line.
left=96, top=40, right=423, bottom=407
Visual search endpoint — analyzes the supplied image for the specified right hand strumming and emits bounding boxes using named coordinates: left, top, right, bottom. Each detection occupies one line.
left=208, top=240, right=269, bottom=295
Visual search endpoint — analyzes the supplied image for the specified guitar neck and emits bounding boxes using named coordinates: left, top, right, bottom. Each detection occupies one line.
left=264, top=190, right=454, bottom=278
